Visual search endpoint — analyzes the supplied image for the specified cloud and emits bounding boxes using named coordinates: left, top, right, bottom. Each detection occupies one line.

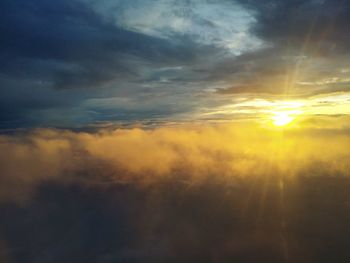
left=238, top=0, right=350, bottom=51
left=0, top=0, right=266, bottom=129
left=1, top=122, right=350, bottom=202
left=0, top=129, right=75, bottom=201
left=93, top=0, right=264, bottom=55
left=1, top=0, right=350, bottom=129
left=1, top=123, right=350, bottom=261
left=210, top=0, right=350, bottom=100
left=0, top=0, right=207, bottom=127
left=1, top=1, right=350, bottom=261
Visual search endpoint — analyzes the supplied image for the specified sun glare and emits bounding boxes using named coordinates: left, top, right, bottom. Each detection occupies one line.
left=272, top=112, right=295, bottom=126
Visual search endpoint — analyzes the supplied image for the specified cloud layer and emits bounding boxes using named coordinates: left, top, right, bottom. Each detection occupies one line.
left=1, top=123, right=350, bottom=262
left=1, top=122, right=350, bottom=201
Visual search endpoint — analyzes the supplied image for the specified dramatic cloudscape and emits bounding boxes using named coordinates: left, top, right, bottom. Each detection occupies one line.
left=1, top=1, right=350, bottom=262
left=1, top=0, right=350, bottom=128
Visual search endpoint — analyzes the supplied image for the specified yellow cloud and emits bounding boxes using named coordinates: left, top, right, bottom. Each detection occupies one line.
left=1, top=119, right=350, bottom=203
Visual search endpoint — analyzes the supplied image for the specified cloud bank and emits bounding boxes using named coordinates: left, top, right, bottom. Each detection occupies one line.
left=1, top=122, right=350, bottom=202
left=1, top=123, right=350, bottom=262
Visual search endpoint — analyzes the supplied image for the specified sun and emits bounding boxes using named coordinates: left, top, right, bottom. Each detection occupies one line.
left=272, top=112, right=295, bottom=126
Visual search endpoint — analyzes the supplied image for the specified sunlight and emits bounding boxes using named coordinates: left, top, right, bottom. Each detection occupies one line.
left=272, top=112, right=295, bottom=126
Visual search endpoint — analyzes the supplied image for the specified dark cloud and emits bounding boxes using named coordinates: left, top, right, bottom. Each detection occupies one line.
left=1, top=0, right=350, bottom=129
left=212, top=0, right=350, bottom=97
left=0, top=0, right=209, bottom=88
left=0, top=0, right=225, bottom=128
left=237, top=0, right=350, bottom=51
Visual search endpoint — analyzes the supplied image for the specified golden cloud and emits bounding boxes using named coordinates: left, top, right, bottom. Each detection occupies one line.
left=1, top=121, right=349, bottom=203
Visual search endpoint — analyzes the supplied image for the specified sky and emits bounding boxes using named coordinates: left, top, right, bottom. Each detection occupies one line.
left=2, top=1, right=350, bottom=262
left=1, top=0, right=350, bottom=129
